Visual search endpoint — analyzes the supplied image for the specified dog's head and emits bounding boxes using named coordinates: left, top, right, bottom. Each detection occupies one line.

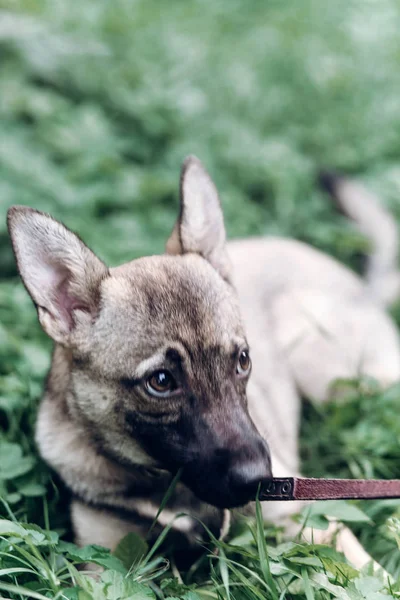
left=7, top=156, right=271, bottom=508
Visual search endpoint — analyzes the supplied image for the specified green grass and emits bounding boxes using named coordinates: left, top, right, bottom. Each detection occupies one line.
left=1, top=0, right=400, bottom=597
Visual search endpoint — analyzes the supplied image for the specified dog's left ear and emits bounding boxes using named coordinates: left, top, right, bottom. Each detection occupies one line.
left=166, top=156, right=232, bottom=282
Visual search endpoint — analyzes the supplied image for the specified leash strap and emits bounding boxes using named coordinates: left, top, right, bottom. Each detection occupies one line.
left=260, top=477, right=400, bottom=501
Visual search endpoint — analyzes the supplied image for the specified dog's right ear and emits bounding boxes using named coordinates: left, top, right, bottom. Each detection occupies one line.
left=7, top=206, right=108, bottom=345
left=166, top=156, right=232, bottom=282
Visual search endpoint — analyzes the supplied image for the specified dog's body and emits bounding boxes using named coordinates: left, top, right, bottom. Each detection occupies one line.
left=7, top=158, right=400, bottom=568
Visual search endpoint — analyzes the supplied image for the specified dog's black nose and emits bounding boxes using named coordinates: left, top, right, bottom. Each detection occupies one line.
left=182, top=449, right=272, bottom=509
left=229, top=454, right=273, bottom=504
left=179, top=413, right=273, bottom=509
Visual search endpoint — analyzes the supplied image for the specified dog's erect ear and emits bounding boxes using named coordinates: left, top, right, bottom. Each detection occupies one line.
left=7, top=206, right=108, bottom=344
left=166, top=156, right=232, bottom=282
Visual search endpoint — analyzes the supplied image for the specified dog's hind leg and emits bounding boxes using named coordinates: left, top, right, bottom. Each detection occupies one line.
left=271, top=288, right=400, bottom=403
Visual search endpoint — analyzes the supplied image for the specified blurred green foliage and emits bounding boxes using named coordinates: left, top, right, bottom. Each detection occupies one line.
left=2, top=0, right=400, bottom=272
left=1, top=0, right=400, bottom=597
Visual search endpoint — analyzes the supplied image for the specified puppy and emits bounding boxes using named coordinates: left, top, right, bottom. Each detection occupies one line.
left=7, top=157, right=400, bottom=568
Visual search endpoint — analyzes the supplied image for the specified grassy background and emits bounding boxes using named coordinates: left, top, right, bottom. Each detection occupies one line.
left=1, top=0, right=400, bottom=597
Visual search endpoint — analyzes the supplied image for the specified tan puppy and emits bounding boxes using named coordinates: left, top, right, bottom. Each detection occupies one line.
left=7, top=157, right=400, bottom=569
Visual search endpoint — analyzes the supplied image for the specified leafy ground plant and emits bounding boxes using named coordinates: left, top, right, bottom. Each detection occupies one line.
left=1, top=0, right=400, bottom=597
left=0, top=496, right=399, bottom=600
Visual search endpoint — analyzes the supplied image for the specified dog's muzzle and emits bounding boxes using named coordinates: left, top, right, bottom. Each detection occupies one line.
left=181, top=437, right=272, bottom=508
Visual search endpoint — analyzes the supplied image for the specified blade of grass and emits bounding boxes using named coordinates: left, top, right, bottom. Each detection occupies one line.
left=0, top=567, right=37, bottom=577
left=302, top=567, right=316, bottom=600
left=0, top=582, right=51, bottom=600
left=146, top=468, right=182, bottom=538
left=255, top=491, right=279, bottom=600
left=210, top=556, right=278, bottom=593
left=142, top=511, right=188, bottom=566
left=219, top=560, right=271, bottom=600
left=217, top=547, right=230, bottom=600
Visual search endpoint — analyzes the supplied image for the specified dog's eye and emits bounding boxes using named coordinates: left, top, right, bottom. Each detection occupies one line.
left=146, top=370, right=177, bottom=397
left=236, top=349, right=251, bottom=377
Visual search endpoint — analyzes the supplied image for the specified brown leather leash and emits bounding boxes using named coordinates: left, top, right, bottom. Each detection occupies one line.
left=260, top=477, right=400, bottom=501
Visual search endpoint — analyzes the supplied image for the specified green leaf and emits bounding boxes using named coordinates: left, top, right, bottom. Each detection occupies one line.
left=113, top=531, right=148, bottom=570
left=5, top=492, right=21, bottom=504
left=101, top=570, right=156, bottom=599
left=60, top=543, right=128, bottom=574
left=300, top=501, right=371, bottom=530
left=311, top=572, right=352, bottom=599
left=60, top=588, right=80, bottom=600
left=320, top=501, right=371, bottom=524
left=301, top=512, right=330, bottom=530
left=287, top=556, right=322, bottom=567
left=63, top=585, right=96, bottom=600
left=354, top=576, right=389, bottom=598
left=0, top=442, right=36, bottom=480
left=23, top=522, right=59, bottom=545
left=18, top=483, right=47, bottom=497
left=318, top=555, right=359, bottom=582
left=0, top=519, right=28, bottom=537
left=0, top=519, right=59, bottom=547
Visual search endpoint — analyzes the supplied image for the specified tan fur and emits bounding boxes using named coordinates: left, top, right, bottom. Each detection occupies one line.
left=7, top=156, right=400, bottom=572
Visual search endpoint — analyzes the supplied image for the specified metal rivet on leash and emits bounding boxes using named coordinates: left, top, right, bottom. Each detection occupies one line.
left=281, top=481, right=292, bottom=495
